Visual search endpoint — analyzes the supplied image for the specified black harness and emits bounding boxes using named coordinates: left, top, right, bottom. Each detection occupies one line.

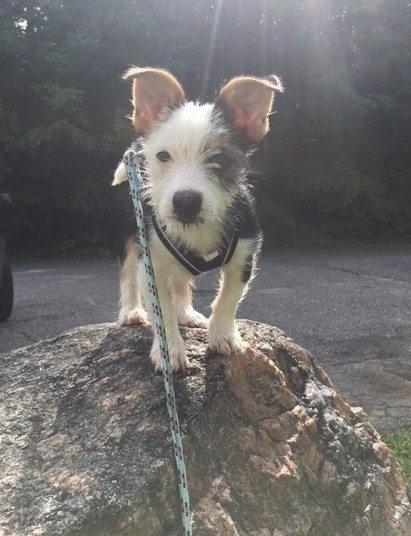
left=151, top=211, right=239, bottom=276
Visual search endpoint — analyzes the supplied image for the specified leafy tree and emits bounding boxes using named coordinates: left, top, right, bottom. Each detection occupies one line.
left=0, top=0, right=410, bottom=250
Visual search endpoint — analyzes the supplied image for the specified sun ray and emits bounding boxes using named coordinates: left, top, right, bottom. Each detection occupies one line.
left=200, top=0, right=224, bottom=101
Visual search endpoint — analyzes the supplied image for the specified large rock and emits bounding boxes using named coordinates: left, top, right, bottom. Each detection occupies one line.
left=0, top=321, right=410, bottom=536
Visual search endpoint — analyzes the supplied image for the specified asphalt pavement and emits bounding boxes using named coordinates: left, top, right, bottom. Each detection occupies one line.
left=1, top=245, right=410, bottom=432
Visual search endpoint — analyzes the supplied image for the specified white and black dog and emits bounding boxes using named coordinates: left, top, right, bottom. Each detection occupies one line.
left=113, top=67, right=283, bottom=371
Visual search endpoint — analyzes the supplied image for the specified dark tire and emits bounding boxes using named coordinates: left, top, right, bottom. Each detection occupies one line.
left=0, top=258, right=13, bottom=321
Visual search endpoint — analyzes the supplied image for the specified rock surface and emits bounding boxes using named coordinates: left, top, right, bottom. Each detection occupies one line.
left=0, top=320, right=410, bottom=536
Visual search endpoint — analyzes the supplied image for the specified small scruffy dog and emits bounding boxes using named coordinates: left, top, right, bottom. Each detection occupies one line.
left=113, top=67, right=283, bottom=371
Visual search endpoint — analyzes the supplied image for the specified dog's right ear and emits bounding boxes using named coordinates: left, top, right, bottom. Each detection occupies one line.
left=123, top=67, right=186, bottom=133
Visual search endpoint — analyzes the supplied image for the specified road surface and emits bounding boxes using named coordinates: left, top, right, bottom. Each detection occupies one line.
left=1, top=245, right=410, bottom=432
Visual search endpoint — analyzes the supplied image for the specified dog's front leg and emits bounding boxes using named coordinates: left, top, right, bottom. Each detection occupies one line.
left=118, top=239, right=148, bottom=326
left=208, top=253, right=254, bottom=355
left=169, top=271, right=208, bottom=329
left=139, top=260, right=188, bottom=371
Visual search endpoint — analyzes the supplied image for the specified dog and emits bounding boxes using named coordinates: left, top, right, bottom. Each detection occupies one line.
left=113, top=67, right=283, bottom=371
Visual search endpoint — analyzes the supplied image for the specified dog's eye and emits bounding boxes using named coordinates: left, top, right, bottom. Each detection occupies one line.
left=208, top=153, right=230, bottom=168
left=156, top=151, right=172, bottom=163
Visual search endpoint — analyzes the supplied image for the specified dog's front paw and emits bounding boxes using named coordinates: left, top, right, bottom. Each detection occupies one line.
left=150, top=336, right=189, bottom=372
left=119, top=308, right=148, bottom=326
left=208, top=320, right=245, bottom=355
left=179, top=308, right=208, bottom=329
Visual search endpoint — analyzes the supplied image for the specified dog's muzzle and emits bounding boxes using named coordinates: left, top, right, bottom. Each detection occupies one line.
left=172, top=189, right=203, bottom=224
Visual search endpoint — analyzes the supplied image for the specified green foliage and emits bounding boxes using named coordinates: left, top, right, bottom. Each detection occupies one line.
left=286, top=162, right=411, bottom=240
left=383, top=431, right=411, bottom=489
left=0, top=0, right=410, bottom=251
left=256, top=196, right=297, bottom=246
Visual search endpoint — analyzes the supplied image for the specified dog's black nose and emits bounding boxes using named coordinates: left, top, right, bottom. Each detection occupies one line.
left=173, top=190, right=203, bottom=223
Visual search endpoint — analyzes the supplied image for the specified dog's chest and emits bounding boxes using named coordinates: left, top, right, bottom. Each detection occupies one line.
left=150, top=213, right=239, bottom=276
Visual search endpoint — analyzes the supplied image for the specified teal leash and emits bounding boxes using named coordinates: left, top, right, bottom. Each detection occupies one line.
left=123, top=150, right=192, bottom=536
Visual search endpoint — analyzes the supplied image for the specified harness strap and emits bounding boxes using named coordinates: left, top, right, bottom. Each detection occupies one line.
left=151, top=212, right=239, bottom=275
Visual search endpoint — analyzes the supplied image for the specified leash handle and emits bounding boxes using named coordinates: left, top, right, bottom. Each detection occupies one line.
left=123, top=150, right=192, bottom=535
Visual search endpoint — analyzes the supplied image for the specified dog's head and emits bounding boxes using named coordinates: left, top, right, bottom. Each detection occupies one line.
left=115, top=67, right=283, bottom=248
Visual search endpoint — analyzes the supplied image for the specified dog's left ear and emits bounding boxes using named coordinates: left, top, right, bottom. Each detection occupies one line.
left=217, top=75, right=284, bottom=142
